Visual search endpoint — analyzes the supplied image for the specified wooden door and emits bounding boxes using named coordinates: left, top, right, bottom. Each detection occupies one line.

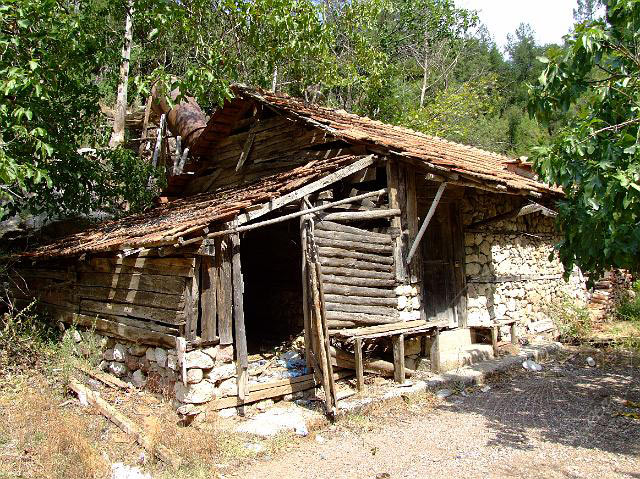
left=421, top=201, right=466, bottom=327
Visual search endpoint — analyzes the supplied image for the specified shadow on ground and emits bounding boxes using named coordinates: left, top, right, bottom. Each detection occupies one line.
left=438, top=353, right=640, bottom=457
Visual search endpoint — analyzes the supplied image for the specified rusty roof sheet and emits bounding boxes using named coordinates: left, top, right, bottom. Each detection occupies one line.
left=25, top=155, right=362, bottom=258
left=213, top=86, right=556, bottom=196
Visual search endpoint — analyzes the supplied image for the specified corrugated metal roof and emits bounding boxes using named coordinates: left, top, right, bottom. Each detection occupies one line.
left=209, top=86, right=556, bottom=196
left=24, top=155, right=362, bottom=258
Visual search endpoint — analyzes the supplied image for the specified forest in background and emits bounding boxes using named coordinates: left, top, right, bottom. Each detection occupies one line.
left=2, top=0, right=587, bottom=221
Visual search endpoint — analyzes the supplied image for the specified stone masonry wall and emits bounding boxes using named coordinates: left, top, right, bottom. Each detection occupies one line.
left=461, top=190, right=588, bottom=334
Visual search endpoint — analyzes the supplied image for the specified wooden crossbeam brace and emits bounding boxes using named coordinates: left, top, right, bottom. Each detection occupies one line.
left=468, top=201, right=557, bottom=229
left=406, top=182, right=447, bottom=264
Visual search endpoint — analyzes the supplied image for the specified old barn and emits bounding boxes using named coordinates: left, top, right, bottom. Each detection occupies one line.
left=9, top=86, right=587, bottom=415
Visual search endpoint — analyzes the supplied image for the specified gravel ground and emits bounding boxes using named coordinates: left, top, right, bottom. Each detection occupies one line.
left=232, top=353, right=640, bottom=479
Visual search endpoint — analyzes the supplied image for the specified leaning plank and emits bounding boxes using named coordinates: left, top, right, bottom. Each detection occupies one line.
left=77, top=272, right=186, bottom=295
left=325, top=302, right=399, bottom=316
left=315, top=220, right=390, bottom=240
left=235, top=155, right=378, bottom=225
left=80, top=299, right=184, bottom=325
left=324, top=294, right=398, bottom=307
left=325, top=311, right=398, bottom=325
left=321, top=274, right=396, bottom=289
left=322, top=283, right=396, bottom=298
left=69, top=379, right=180, bottom=468
left=318, top=248, right=393, bottom=265
left=76, top=286, right=185, bottom=312
left=319, top=257, right=394, bottom=272
left=75, top=365, right=133, bottom=391
left=59, top=313, right=177, bottom=348
left=320, top=209, right=400, bottom=222
left=315, top=237, right=393, bottom=255
left=314, top=229, right=392, bottom=246
left=231, top=233, right=248, bottom=399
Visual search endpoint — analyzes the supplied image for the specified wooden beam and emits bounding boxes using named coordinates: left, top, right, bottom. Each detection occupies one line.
left=354, top=337, right=364, bottom=392
left=320, top=209, right=400, bottom=222
left=406, top=182, right=447, bottom=264
left=235, top=155, right=378, bottom=225
left=202, top=188, right=386, bottom=242
left=230, top=232, right=248, bottom=399
left=69, top=379, right=180, bottom=468
left=235, top=131, right=256, bottom=171
left=300, top=204, right=313, bottom=370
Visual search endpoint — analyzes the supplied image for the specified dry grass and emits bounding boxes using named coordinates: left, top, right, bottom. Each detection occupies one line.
left=0, top=377, right=109, bottom=479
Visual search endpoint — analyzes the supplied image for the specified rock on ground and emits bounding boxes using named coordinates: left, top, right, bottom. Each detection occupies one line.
left=236, top=406, right=310, bottom=437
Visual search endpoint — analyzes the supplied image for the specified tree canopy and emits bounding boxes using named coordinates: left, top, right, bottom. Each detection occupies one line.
left=1, top=0, right=561, bottom=226
left=529, top=0, right=640, bottom=278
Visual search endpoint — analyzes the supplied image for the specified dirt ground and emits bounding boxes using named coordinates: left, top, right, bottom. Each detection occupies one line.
left=1, top=349, right=639, bottom=479
left=231, top=351, right=640, bottom=479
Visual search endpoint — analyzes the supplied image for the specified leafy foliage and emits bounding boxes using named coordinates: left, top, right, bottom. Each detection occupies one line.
left=529, top=0, right=640, bottom=278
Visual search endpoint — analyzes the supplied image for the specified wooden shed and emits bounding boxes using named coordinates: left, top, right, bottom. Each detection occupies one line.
left=10, top=86, right=582, bottom=414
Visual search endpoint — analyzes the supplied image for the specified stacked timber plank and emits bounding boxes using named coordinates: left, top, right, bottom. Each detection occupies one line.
left=314, top=220, right=399, bottom=329
left=10, top=253, right=198, bottom=348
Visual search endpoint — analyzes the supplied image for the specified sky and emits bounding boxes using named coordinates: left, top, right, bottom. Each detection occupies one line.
left=456, top=0, right=578, bottom=50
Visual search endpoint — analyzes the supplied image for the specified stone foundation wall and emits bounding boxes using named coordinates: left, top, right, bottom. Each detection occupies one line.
left=461, top=190, right=588, bottom=333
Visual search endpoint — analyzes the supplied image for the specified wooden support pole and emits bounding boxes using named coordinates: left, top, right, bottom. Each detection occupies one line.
left=406, top=182, right=447, bottom=264
left=491, top=326, right=499, bottom=357
left=300, top=204, right=313, bottom=370
left=231, top=232, right=248, bottom=400
left=354, top=337, right=364, bottom=392
left=392, top=333, right=405, bottom=384
left=216, top=237, right=233, bottom=345
left=201, top=255, right=217, bottom=341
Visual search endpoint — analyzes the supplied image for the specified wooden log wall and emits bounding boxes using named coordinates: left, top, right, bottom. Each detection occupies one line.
left=313, top=212, right=400, bottom=330
left=179, top=114, right=363, bottom=196
left=9, top=251, right=200, bottom=347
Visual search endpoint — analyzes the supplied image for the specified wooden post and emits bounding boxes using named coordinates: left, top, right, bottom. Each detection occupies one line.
left=392, top=333, right=405, bottom=384
left=300, top=203, right=313, bottom=370
left=183, top=257, right=200, bottom=341
left=315, top=260, right=337, bottom=407
left=386, top=159, right=406, bottom=282
left=405, top=167, right=421, bottom=284
left=231, top=233, right=248, bottom=400
left=510, top=322, right=518, bottom=346
left=216, top=237, right=233, bottom=345
left=175, top=337, right=187, bottom=386
left=354, top=337, right=364, bottom=392
left=491, top=325, right=499, bottom=357
left=201, top=255, right=218, bottom=341
left=430, top=329, right=440, bottom=373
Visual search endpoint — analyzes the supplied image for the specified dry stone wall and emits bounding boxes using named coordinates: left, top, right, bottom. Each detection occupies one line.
left=461, top=190, right=588, bottom=333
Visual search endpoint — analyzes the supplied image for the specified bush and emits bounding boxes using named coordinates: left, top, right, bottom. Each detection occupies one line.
left=0, top=301, right=60, bottom=374
left=547, top=295, right=593, bottom=342
left=615, top=280, right=640, bottom=323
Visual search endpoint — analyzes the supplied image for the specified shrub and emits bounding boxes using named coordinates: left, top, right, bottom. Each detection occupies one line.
left=547, top=295, right=593, bottom=342
left=615, top=280, right=640, bottom=323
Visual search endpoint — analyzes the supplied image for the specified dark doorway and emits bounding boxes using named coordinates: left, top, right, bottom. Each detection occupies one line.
left=420, top=199, right=466, bottom=327
left=240, top=219, right=304, bottom=354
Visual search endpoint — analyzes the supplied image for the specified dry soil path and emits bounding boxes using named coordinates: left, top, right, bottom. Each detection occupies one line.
left=232, top=354, right=640, bottom=479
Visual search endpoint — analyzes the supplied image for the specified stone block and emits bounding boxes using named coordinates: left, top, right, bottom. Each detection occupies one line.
left=155, top=347, right=168, bottom=367
left=217, top=344, right=234, bottom=363
left=205, top=363, right=236, bottom=383
left=109, top=361, right=127, bottom=377
left=145, top=347, right=156, bottom=362
left=186, top=368, right=204, bottom=384
left=174, top=380, right=217, bottom=404
left=184, top=350, right=214, bottom=369
left=128, top=345, right=147, bottom=356
left=113, top=343, right=127, bottom=362
left=132, top=369, right=146, bottom=388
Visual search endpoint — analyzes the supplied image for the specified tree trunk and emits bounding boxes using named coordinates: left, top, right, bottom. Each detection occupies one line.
left=419, top=30, right=430, bottom=109
left=109, top=0, right=134, bottom=148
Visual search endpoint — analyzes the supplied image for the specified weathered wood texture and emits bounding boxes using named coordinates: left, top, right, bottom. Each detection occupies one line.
left=313, top=202, right=398, bottom=329
left=216, top=237, right=234, bottom=345
left=11, top=253, right=199, bottom=348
